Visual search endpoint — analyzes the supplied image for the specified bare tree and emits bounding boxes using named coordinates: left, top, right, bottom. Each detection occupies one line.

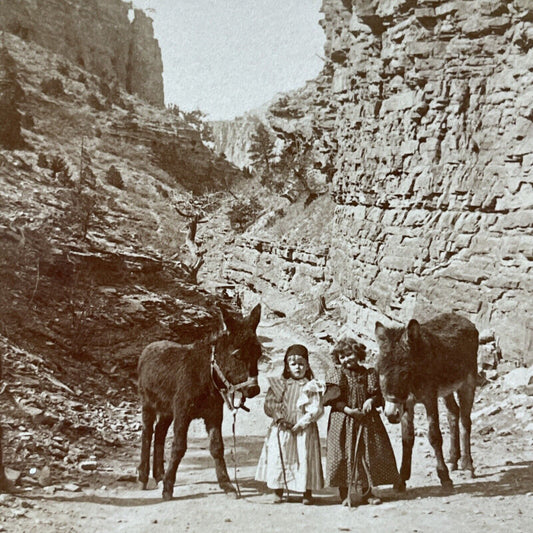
left=170, top=197, right=208, bottom=284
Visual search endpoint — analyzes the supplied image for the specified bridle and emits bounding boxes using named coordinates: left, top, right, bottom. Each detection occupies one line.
left=210, top=344, right=256, bottom=412
left=210, top=338, right=259, bottom=499
left=383, top=394, right=405, bottom=405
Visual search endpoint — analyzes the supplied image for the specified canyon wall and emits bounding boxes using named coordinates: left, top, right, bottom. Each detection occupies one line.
left=227, top=0, right=533, bottom=363
left=211, top=116, right=257, bottom=169
left=0, top=0, right=164, bottom=106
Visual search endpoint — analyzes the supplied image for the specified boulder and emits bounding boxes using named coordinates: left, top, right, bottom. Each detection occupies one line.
left=502, top=367, right=533, bottom=390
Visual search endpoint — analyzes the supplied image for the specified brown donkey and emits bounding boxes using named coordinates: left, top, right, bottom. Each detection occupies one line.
left=375, top=313, right=478, bottom=491
left=138, top=303, right=261, bottom=500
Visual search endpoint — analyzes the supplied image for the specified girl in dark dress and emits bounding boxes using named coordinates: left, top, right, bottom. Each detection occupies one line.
left=324, top=337, right=399, bottom=506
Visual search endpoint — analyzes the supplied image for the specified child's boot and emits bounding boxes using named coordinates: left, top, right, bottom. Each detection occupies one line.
left=361, top=487, right=381, bottom=505
left=302, top=490, right=313, bottom=505
left=338, top=486, right=348, bottom=502
left=272, top=488, right=284, bottom=503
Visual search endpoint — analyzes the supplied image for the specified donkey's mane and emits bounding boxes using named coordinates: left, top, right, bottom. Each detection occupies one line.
left=385, top=326, right=406, bottom=342
left=177, top=327, right=228, bottom=350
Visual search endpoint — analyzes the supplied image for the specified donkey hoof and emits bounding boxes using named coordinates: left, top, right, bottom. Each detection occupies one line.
left=142, top=478, right=157, bottom=490
left=447, top=460, right=458, bottom=471
left=441, top=480, right=454, bottom=493
left=459, top=458, right=473, bottom=472
left=162, top=490, right=173, bottom=501
left=394, top=481, right=406, bottom=493
left=0, top=477, right=15, bottom=493
left=221, top=483, right=237, bottom=496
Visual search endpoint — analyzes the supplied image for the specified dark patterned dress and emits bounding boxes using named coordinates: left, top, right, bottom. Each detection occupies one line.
left=324, top=364, right=399, bottom=490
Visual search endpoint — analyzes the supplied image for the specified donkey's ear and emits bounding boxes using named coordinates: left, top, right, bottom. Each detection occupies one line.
left=407, top=319, right=421, bottom=344
left=218, top=304, right=238, bottom=332
left=247, top=303, right=261, bottom=330
left=375, top=321, right=388, bottom=344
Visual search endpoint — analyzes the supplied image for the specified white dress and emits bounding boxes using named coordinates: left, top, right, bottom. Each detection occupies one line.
left=255, top=377, right=325, bottom=492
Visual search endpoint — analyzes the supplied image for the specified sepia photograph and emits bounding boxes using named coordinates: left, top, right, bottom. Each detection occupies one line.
left=0, top=0, right=532, bottom=531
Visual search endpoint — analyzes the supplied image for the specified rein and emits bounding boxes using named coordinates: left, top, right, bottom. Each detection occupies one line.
left=210, top=342, right=256, bottom=499
left=210, top=345, right=253, bottom=412
left=347, top=418, right=372, bottom=508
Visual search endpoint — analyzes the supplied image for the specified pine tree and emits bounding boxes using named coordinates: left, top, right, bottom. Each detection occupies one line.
left=274, top=134, right=313, bottom=193
left=248, top=121, right=275, bottom=175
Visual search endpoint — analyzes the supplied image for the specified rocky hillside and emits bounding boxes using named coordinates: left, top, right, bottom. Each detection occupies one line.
left=0, top=0, right=163, bottom=106
left=0, top=20, right=264, bottom=485
left=0, top=28, right=250, bottom=390
left=224, top=0, right=533, bottom=365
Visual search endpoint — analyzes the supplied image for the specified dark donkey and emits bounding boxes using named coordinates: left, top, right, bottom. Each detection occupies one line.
left=138, top=303, right=262, bottom=500
left=375, top=313, right=478, bottom=491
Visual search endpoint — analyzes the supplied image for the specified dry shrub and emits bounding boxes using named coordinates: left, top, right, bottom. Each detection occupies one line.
left=228, top=196, right=262, bottom=232
left=40, top=78, right=65, bottom=97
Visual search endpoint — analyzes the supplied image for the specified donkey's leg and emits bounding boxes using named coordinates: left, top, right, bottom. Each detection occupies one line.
left=396, top=399, right=414, bottom=492
left=138, top=404, right=156, bottom=489
left=457, top=376, right=476, bottom=477
left=162, top=416, right=190, bottom=501
left=153, top=414, right=172, bottom=483
left=423, top=395, right=453, bottom=489
left=204, top=404, right=235, bottom=495
left=443, top=393, right=460, bottom=470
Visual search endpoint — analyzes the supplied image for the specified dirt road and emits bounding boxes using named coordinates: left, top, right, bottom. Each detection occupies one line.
left=2, top=399, right=532, bottom=533
left=1, top=319, right=532, bottom=532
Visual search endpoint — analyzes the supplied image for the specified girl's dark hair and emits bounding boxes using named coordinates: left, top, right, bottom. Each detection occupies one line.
left=330, top=337, right=367, bottom=364
left=282, top=344, right=314, bottom=380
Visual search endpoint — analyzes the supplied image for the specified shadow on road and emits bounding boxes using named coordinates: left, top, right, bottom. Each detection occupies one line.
left=14, top=439, right=533, bottom=510
left=392, top=460, right=533, bottom=501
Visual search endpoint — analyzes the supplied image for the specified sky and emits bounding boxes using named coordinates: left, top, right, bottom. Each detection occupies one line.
left=132, top=0, right=325, bottom=120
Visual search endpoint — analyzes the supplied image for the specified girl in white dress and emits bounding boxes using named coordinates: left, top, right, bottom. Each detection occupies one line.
left=255, top=344, right=325, bottom=504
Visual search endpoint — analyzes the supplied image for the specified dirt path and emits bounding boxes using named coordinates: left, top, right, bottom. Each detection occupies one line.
left=2, top=318, right=532, bottom=532
left=2, top=406, right=532, bottom=533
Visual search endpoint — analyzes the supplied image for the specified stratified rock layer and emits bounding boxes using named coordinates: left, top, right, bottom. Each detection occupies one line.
left=0, top=0, right=164, bottom=106
left=211, top=116, right=257, bottom=169
left=228, top=0, right=533, bottom=363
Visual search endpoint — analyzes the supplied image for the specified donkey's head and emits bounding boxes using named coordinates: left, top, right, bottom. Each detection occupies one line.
left=215, top=303, right=262, bottom=399
left=375, top=319, right=419, bottom=424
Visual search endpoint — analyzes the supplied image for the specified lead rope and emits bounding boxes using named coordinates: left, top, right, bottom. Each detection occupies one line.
left=347, top=421, right=364, bottom=508
left=276, top=422, right=290, bottom=501
left=231, top=406, right=242, bottom=499
left=209, top=345, right=253, bottom=499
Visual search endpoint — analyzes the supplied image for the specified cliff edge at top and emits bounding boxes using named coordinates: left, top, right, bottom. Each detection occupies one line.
left=0, top=0, right=164, bottom=106
left=224, top=0, right=533, bottom=364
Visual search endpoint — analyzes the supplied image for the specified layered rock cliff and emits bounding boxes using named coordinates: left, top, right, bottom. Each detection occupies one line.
left=226, top=0, right=533, bottom=363
left=211, top=116, right=257, bottom=169
left=0, top=0, right=164, bottom=106
left=211, top=100, right=273, bottom=169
